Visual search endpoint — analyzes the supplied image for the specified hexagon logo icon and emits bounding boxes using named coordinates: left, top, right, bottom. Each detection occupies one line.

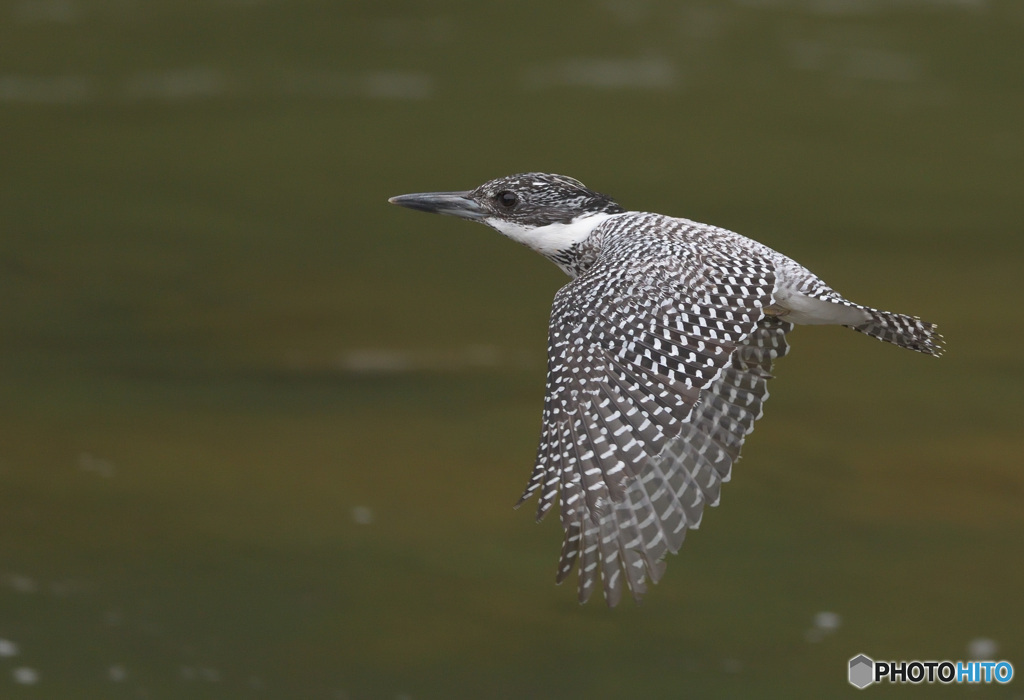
left=849, top=654, right=874, bottom=689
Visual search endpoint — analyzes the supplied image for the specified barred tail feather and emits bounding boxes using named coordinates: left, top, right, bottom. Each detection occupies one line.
left=846, top=310, right=944, bottom=357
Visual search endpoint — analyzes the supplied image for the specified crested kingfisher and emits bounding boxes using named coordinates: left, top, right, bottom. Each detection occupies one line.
left=389, top=173, right=942, bottom=607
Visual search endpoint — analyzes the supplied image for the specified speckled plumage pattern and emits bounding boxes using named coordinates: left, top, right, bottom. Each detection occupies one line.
left=514, top=213, right=794, bottom=605
left=389, top=172, right=943, bottom=607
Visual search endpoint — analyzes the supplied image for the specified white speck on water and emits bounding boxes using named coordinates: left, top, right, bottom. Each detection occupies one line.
left=108, top=664, right=128, bottom=682
left=4, top=573, right=37, bottom=593
left=0, top=639, right=19, bottom=657
left=12, top=667, right=39, bottom=685
left=814, top=611, right=842, bottom=631
left=351, top=506, right=373, bottom=525
left=805, top=610, right=841, bottom=642
left=967, top=637, right=998, bottom=659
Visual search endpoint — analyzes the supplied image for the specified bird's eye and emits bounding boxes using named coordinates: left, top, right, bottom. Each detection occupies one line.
left=496, top=191, right=518, bottom=208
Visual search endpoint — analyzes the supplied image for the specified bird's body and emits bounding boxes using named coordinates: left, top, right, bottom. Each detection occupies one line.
left=390, top=173, right=941, bottom=606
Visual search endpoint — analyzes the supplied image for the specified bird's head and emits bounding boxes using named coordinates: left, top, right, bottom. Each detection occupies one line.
left=389, top=173, right=624, bottom=262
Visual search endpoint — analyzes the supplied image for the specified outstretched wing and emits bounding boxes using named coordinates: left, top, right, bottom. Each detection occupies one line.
left=515, top=224, right=790, bottom=606
left=583, top=317, right=793, bottom=605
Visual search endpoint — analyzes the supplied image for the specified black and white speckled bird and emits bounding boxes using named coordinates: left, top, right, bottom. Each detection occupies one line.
left=389, top=173, right=942, bottom=607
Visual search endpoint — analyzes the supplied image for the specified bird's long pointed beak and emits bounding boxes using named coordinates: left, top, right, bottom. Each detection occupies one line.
left=388, top=191, right=485, bottom=220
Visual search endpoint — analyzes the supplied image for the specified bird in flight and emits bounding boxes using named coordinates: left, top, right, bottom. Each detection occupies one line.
left=389, top=173, right=942, bottom=607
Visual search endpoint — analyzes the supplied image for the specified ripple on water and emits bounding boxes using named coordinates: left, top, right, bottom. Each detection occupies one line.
left=523, top=57, right=677, bottom=90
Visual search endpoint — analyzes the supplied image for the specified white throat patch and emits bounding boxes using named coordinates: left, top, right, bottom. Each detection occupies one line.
left=485, top=212, right=617, bottom=258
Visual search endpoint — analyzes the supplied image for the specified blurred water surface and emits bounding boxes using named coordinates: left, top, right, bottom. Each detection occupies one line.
left=1, top=0, right=1022, bottom=697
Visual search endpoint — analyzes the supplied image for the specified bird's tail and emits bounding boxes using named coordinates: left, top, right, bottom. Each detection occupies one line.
left=846, top=310, right=943, bottom=356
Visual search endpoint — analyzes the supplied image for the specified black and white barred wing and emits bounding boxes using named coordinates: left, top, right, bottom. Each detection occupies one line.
left=515, top=244, right=791, bottom=606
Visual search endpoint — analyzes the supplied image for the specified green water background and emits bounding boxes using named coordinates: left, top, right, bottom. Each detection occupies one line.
left=1, top=1, right=1022, bottom=697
